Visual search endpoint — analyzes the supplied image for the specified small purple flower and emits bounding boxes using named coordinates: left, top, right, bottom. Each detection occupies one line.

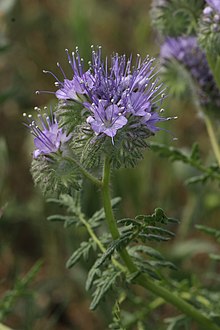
left=160, top=37, right=220, bottom=108
left=86, top=101, right=128, bottom=139
left=23, top=108, right=70, bottom=158
left=55, top=71, right=94, bottom=100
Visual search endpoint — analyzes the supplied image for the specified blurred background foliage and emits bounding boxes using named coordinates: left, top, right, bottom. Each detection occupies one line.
left=0, top=0, right=220, bottom=329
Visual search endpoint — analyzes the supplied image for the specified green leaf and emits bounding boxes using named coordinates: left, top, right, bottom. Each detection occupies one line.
left=196, top=225, right=220, bottom=240
left=128, top=246, right=165, bottom=261
left=164, top=314, right=190, bottom=330
left=66, top=239, right=94, bottom=268
left=85, top=258, right=102, bottom=291
left=47, top=214, right=78, bottom=227
left=149, top=142, right=220, bottom=183
left=0, top=261, right=42, bottom=321
left=90, top=265, right=121, bottom=310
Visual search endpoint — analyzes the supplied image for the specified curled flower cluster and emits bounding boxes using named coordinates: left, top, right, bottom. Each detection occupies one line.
left=27, top=46, right=171, bottom=169
left=198, top=0, right=220, bottom=55
left=23, top=107, right=70, bottom=158
left=37, top=46, right=169, bottom=144
left=160, top=37, right=220, bottom=110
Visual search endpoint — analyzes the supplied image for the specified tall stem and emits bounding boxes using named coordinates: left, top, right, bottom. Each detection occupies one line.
left=101, top=156, right=220, bottom=330
left=203, top=115, right=220, bottom=167
left=102, top=156, right=136, bottom=272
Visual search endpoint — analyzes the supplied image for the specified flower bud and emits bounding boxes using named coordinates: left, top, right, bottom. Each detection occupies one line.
left=198, top=0, right=220, bottom=56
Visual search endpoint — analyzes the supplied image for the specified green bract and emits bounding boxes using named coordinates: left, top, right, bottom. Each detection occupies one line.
left=151, top=0, right=204, bottom=37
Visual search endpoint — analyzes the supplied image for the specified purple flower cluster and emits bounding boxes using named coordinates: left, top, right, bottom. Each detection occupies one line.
left=23, top=108, right=70, bottom=158
left=160, top=36, right=220, bottom=108
left=39, top=46, right=167, bottom=142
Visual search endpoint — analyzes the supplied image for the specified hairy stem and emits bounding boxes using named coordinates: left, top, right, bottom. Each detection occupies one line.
left=101, top=156, right=220, bottom=330
left=203, top=115, right=220, bottom=167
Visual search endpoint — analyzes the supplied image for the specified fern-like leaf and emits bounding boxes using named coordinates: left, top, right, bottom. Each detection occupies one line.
left=89, top=264, right=122, bottom=310
left=66, top=239, right=95, bottom=268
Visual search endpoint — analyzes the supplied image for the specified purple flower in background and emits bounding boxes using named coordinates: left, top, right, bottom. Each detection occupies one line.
left=160, top=36, right=220, bottom=108
left=23, top=108, right=70, bottom=158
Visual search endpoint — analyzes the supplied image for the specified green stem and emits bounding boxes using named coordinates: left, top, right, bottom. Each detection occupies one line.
left=101, top=156, right=220, bottom=330
left=102, top=156, right=136, bottom=272
left=78, top=211, right=126, bottom=273
left=203, top=115, right=220, bottom=167
left=63, top=155, right=103, bottom=187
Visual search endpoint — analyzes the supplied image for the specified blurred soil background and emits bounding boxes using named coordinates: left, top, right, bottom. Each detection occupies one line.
left=0, top=0, right=220, bottom=329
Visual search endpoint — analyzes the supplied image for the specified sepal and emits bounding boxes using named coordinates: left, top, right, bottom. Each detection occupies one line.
left=31, top=152, right=82, bottom=196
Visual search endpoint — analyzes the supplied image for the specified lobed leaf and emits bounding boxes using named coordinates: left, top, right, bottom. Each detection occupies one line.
left=90, top=266, right=122, bottom=310
left=66, top=239, right=94, bottom=269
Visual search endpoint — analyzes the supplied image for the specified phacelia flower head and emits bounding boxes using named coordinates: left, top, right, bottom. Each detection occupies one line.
left=198, top=0, right=220, bottom=55
left=160, top=36, right=220, bottom=111
left=37, top=46, right=174, bottom=168
left=40, top=46, right=169, bottom=141
left=23, top=107, right=70, bottom=158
